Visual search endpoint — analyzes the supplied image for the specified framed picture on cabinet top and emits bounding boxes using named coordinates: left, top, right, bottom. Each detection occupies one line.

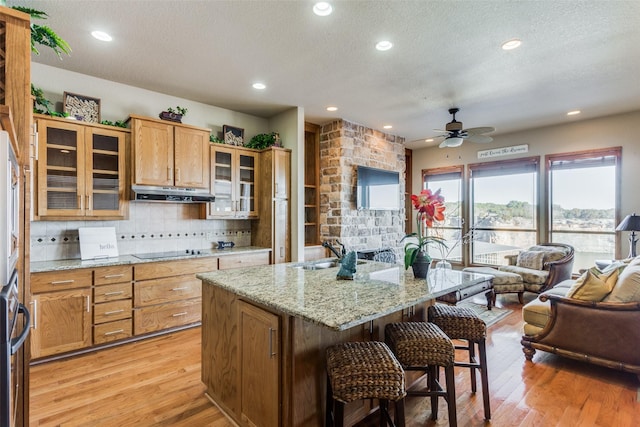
left=223, top=125, right=244, bottom=146
left=63, top=91, right=101, bottom=123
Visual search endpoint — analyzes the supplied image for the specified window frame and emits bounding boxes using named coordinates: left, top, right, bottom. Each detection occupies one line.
left=468, top=156, right=540, bottom=266
left=545, top=147, right=622, bottom=261
left=422, top=165, right=465, bottom=264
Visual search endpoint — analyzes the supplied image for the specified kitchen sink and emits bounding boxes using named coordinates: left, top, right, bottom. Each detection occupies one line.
left=291, top=259, right=366, bottom=270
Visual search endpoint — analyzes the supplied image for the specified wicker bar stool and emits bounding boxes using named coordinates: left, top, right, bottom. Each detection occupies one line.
left=385, top=322, right=457, bottom=427
left=428, top=304, right=491, bottom=420
left=325, top=341, right=406, bottom=427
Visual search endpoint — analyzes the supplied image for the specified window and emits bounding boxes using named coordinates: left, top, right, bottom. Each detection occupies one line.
left=422, top=166, right=463, bottom=263
left=547, top=148, right=621, bottom=272
left=469, top=157, right=539, bottom=265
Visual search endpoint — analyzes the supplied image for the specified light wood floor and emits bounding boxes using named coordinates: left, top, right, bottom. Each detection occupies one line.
left=29, top=295, right=640, bottom=426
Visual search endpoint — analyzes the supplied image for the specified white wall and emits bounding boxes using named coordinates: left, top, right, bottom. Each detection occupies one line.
left=411, top=109, right=640, bottom=257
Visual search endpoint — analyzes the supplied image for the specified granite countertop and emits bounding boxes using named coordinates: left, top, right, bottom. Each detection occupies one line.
left=30, top=246, right=271, bottom=273
left=197, top=260, right=493, bottom=331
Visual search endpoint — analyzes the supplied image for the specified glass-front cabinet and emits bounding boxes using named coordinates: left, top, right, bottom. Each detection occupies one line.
left=204, top=145, right=258, bottom=219
left=35, top=116, right=128, bottom=219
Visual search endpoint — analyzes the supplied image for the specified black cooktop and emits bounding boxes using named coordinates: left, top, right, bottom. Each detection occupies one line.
left=133, top=249, right=203, bottom=260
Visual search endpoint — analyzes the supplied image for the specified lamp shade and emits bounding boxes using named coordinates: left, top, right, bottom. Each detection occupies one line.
left=440, top=136, right=464, bottom=148
left=616, top=213, right=640, bottom=232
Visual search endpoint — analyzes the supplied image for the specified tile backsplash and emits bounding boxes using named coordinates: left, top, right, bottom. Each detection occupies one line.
left=30, top=203, right=252, bottom=262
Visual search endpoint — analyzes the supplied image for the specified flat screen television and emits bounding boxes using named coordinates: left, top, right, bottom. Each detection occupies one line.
left=356, top=166, right=400, bottom=210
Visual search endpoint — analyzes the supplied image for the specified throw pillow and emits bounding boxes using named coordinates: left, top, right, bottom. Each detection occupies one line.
left=604, top=263, right=640, bottom=303
left=567, top=266, right=621, bottom=301
left=516, top=250, right=545, bottom=270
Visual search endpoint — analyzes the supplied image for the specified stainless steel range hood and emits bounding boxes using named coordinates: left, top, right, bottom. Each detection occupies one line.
left=131, top=185, right=215, bottom=203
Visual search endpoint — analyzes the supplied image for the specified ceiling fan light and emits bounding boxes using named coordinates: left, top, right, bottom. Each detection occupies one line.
left=444, top=137, right=464, bottom=147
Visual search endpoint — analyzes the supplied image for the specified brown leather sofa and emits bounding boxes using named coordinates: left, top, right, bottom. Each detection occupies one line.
left=521, top=269, right=640, bottom=375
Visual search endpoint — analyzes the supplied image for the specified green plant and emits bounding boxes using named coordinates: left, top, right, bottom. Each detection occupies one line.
left=167, top=106, right=188, bottom=116
left=100, top=119, right=128, bottom=128
left=245, top=132, right=277, bottom=150
left=209, top=134, right=224, bottom=144
left=11, top=6, right=72, bottom=59
left=31, top=84, right=54, bottom=115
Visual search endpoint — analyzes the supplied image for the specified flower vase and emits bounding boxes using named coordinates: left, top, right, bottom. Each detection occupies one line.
left=411, top=252, right=431, bottom=279
left=435, top=259, right=452, bottom=270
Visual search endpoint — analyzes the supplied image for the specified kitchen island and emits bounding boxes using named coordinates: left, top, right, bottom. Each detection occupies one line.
left=198, top=260, right=492, bottom=427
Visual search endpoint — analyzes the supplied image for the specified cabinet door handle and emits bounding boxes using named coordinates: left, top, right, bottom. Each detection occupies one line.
left=171, top=287, right=188, bottom=291
left=104, top=291, right=124, bottom=296
left=104, top=329, right=124, bottom=336
left=104, top=309, right=124, bottom=315
left=167, top=167, right=172, bottom=181
left=269, top=327, right=277, bottom=358
left=175, top=168, right=181, bottom=182
left=86, top=296, right=91, bottom=312
left=172, top=312, right=187, bottom=317
left=50, top=279, right=74, bottom=285
left=30, top=300, right=37, bottom=329
left=103, top=274, right=124, bottom=279
left=32, top=124, right=39, bottom=160
left=86, top=195, right=92, bottom=211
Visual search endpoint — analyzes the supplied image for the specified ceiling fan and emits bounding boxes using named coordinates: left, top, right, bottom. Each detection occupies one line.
left=433, top=108, right=495, bottom=148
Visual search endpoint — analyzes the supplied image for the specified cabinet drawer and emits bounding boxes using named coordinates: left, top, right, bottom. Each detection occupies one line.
left=94, top=299, right=132, bottom=324
left=134, top=257, right=218, bottom=280
left=31, top=269, right=92, bottom=293
left=134, top=299, right=201, bottom=334
left=94, top=265, right=133, bottom=286
left=94, top=319, right=133, bottom=344
left=218, top=251, right=270, bottom=270
left=94, top=282, right=132, bottom=303
left=134, top=276, right=201, bottom=307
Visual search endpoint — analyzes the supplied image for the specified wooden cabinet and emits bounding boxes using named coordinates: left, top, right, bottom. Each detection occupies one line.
left=34, top=115, right=128, bottom=219
left=304, top=123, right=321, bottom=246
left=252, top=147, right=291, bottom=264
left=218, top=251, right=271, bottom=270
left=204, top=145, right=259, bottom=219
left=133, top=257, right=217, bottom=335
left=239, top=301, right=280, bottom=427
left=93, top=266, right=133, bottom=344
left=30, top=269, right=93, bottom=359
left=129, top=114, right=210, bottom=189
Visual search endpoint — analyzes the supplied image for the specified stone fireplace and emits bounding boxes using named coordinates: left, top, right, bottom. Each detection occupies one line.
left=319, top=119, right=406, bottom=257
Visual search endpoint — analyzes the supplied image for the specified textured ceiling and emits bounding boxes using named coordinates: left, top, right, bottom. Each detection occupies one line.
left=11, top=0, right=640, bottom=149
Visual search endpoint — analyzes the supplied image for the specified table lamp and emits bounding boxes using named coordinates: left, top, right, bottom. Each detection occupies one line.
left=616, top=213, right=640, bottom=258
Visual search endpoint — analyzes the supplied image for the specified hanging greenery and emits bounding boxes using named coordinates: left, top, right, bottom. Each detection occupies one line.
left=11, top=6, right=72, bottom=58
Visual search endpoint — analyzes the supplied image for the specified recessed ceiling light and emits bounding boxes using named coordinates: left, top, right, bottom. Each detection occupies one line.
left=91, top=30, right=112, bottom=42
left=567, top=110, right=581, bottom=116
left=383, top=125, right=392, bottom=129
left=501, top=39, right=521, bottom=50
left=313, top=2, right=333, bottom=16
left=425, top=138, right=434, bottom=142
left=326, top=106, right=338, bottom=112
left=376, top=40, right=393, bottom=51
left=252, top=82, right=266, bottom=90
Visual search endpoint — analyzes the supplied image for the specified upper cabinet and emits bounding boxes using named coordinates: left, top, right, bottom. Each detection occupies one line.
left=129, top=115, right=210, bottom=189
left=34, top=115, right=129, bottom=220
left=203, top=145, right=259, bottom=219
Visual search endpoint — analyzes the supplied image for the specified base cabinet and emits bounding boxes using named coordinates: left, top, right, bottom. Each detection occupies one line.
left=239, top=301, right=280, bottom=427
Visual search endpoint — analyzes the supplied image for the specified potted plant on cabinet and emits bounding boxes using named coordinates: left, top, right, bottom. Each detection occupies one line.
left=245, top=132, right=281, bottom=149
left=159, top=106, right=187, bottom=123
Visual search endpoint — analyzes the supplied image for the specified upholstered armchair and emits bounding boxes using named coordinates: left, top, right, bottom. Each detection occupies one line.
left=498, top=243, right=575, bottom=302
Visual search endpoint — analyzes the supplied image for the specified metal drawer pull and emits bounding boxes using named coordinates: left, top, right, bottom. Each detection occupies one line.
left=269, top=327, right=277, bottom=358
left=31, top=300, right=37, bottom=329
left=104, top=329, right=124, bottom=336
left=172, top=312, right=188, bottom=317
left=171, top=287, right=188, bottom=291
left=50, top=279, right=74, bottom=285
left=103, top=274, right=124, bottom=279
left=104, top=309, right=125, bottom=315
left=104, top=291, right=124, bottom=296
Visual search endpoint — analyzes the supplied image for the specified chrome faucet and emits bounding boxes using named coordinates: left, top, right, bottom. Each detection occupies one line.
left=322, top=240, right=346, bottom=259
